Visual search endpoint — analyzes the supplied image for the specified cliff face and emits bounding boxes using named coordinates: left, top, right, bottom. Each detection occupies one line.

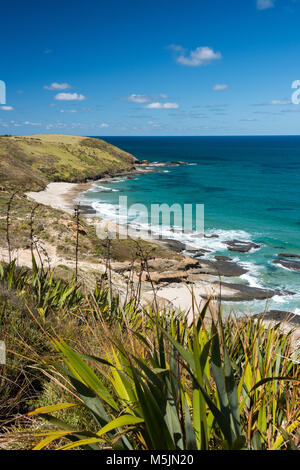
left=0, top=134, right=138, bottom=191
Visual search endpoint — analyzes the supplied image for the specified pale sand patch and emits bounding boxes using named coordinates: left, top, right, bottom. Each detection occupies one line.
left=0, top=243, right=107, bottom=280
left=26, top=182, right=78, bottom=214
left=0, top=244, right=60, bottom=269
left=152, top=280, right=274, bottom=318
left=152, top=282, right=220, bottom=320
left=25, top=182, right=92, bottom=214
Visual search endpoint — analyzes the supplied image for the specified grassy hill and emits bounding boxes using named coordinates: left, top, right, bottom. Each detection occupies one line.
left=0, top=134, right=138, bottom=191
left=0, top=133, right=175, bottom=262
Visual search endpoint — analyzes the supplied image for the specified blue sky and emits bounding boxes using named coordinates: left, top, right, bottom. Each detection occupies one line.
left=1, top=0, right=300, bottom=136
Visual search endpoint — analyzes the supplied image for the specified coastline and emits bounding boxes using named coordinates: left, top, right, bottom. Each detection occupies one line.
left=25, top=161, right=175, bottom=214
left=25, top=178, right=297, bottom=305
left=24, top=175, right=300, bottom=348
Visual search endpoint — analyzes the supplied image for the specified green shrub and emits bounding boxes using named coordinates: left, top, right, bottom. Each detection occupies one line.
left=0, top=260, right=299, bottom=450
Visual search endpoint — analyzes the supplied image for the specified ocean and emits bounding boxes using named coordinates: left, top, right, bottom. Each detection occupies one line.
left=79, top=136, right=300, bottom=315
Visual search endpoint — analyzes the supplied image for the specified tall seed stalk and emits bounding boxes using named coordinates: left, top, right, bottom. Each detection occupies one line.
left=74, top=204, right=80, bottom=282
left=6, top=191, right=18, bottom=264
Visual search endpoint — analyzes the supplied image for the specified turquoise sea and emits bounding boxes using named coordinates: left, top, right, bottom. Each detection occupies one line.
left=80, top=136, right=300, bottom=315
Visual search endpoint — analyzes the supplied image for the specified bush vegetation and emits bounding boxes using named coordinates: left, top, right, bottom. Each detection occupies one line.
left=0, top=255, right=299, bottom=450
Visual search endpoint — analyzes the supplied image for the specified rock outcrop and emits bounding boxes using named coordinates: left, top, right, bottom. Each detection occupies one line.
left=225, top=240, right=260, bottom=253
left=273, top=258, right=300, bottom=272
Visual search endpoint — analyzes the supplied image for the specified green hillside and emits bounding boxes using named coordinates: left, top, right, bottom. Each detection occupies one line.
left=0, top=134, right=138, bottom=191
left=0, top=133, right=174, bottom=262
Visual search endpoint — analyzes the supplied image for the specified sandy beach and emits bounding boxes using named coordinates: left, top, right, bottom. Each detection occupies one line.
left=25, top=163, right=169, bottom=215
left=26, top=181, right=94, bottom=214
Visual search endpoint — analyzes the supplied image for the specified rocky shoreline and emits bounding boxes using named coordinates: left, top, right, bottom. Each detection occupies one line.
left=26, top=161, right=299, bottom=327
left=111, top=243, right=292, bottom=303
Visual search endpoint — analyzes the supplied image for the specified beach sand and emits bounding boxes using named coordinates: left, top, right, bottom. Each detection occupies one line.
left=26, top=181, right=93, bottom=214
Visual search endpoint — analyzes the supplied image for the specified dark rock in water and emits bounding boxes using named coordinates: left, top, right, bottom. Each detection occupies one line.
left=215, top=255, right=233, bottom=262
left=277, top=253, right=300, bottom=259
left=266, top=207, right=293, bottom=212
left=225, top=239, right=260, bottom=253
left=254, top=310, right=300, bottom=327
left=173, top=228, right=193, bottom=234
left=160, top=238, right=186, bottom=252
left=190, top=233, right=219, bottom=239
left=185, top=247, right=212, bottom=257
left=145, top=161, right=188, bottom=167
left=195, top=259, right=247, bottom=277
left=78, top=204, right=97, bottom=215
left=204, top=186, right=227, bottom=193
left=273, top=259, right=300, bottom=272
left=214, top=283, right=281, bottom=302
left=191, top=251, right=208, bottom=258
left=187, top=252, right=205, bottom=258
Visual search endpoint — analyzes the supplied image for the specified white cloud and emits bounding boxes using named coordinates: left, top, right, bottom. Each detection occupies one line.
left=268, top=100, right=291, bottom=105
left=167, top=44, right=184, bottom=52
left=253, top=99, right=291, bottom=106
left=148, top=120, right=160, bottom=127
left=125, top=94, right=149, bottom=103
left=98, top=123, right=109, bottom=128
left=257, top=0, right=274, bottom=10
left=281, top=108, right=300, bottom=113
left=123, top=93, right=168, bottom=103
left=174, top=46, right=221, bottom=67
left=55, top=93, right=85, bottom=101
left=45, top=121, right=69, bottom=130
left=44, top=82, right=71, bottom=90
left=0, top=106, right=14, bottom=111
left=24, top=121, right=41, bottom=126
left=144, top=102, right=179, bottom=109
left=60, top=109, right=77, bottom=113
left=212, top=84, right=229, bottom=91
